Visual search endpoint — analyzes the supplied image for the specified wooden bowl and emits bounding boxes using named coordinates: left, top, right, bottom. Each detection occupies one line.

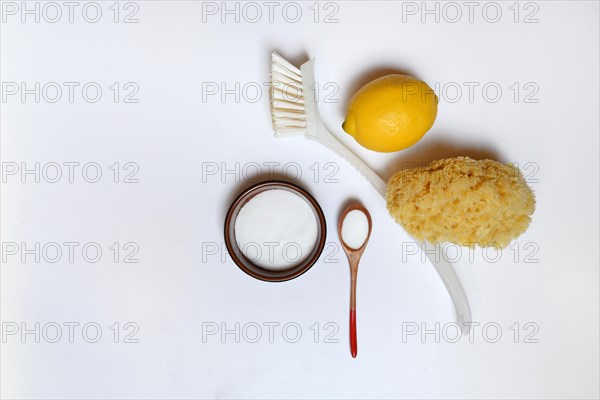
left=224, top=180, right=327, bottom=282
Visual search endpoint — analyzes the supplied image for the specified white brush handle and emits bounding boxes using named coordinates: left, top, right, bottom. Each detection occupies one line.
left=310, top=124, right=387, bottom=197
left=312, top=131, right=472, bottom=335
left=300, top=59, right=387, bottom=197
left=419, top=241, right=472, bottom=335
left=299, top=58, right=472, bottom=334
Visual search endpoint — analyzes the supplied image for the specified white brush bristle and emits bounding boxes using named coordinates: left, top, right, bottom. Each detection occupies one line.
left=270, top=52, right=307, bottom=137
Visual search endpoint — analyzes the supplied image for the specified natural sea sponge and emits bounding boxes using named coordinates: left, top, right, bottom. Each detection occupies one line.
left=386, top=157, right=535, bottom=248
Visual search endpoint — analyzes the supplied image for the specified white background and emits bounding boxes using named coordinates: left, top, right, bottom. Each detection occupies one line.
left=1, top=1, right=599, bottom=398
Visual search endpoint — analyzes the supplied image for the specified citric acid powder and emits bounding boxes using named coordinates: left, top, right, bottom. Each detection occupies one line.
left=234, top=189, right=318, bottom=270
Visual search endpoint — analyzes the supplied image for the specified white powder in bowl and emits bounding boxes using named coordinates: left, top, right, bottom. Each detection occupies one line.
left=234, top=189, right=319, bottom=270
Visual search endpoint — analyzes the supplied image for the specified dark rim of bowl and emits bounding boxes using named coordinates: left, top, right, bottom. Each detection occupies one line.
left=224, top=180, right=327, bottom=282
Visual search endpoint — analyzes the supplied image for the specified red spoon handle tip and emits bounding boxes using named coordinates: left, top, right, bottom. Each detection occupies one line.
left=350, top=309, right=357, bottom=358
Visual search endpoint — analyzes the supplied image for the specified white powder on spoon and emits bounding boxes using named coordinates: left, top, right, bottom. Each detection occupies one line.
left=341, top=209, right=370, bottom=249
left=234, top=189, right=319, bottom=270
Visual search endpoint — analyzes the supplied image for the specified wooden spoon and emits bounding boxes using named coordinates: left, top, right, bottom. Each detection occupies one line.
left=338, top=203, right=373, bottom=358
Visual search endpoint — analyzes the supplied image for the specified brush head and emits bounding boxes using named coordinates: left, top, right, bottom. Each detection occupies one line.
left=270, top=52, right=307, bottom=137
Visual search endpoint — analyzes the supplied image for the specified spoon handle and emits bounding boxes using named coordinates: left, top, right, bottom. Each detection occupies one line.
left=350, top=309, right=357, bottom=358
left=350, top=263, right=358, bottom=358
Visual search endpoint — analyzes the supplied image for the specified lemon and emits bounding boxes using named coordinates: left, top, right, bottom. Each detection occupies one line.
left=342, top=75, right=438, bottom=152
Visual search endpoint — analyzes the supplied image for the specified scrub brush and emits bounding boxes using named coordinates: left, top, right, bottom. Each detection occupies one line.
left=269, top=52, right=472, bottom=334
left=269, top=52, right=387, bottom=196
